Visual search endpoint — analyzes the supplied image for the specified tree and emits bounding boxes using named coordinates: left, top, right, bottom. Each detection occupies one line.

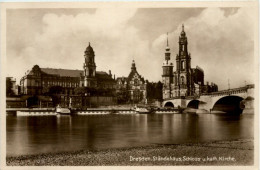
left=116, top=88, right=129, bottom=104
left=48, top=86, right=63, bottom=95
left=146, top=81, right=163, bottom=101
left=6, top=78, right=15, bottom=97
left=45, top=86, right=63, bottom=107
left=74, top=87, right=88, bottom=96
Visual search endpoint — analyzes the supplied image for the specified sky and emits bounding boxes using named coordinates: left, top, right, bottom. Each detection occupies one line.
left=6, top=7, right=256, bottom=90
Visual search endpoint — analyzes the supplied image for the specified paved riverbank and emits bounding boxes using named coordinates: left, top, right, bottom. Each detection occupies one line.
left=6, top=139, right=253, bottom=166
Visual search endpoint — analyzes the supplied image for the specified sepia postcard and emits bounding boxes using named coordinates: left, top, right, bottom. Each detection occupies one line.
left=0, top=1, right=259, bottom=170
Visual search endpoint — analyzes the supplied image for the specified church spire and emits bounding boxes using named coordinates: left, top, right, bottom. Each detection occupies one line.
left=180, top=24, right=186, bottom=37
left=166, top=32, right=169, bottom=47
left=165, top=32, right=171, bottom=61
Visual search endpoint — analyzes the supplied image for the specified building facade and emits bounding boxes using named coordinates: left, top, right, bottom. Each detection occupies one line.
left=116, top=60, right=147, bottom=103
left=20, top=43, right=116, bottom=96
left=162, top=25, right=218, bottom=99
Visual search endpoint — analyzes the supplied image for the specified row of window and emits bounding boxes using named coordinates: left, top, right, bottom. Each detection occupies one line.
left=131, top=79, right=144, bottom=85
left=164, top=76, right=186, bottom=85
left=42, top=81, right=79, bottom=88
left=98, top=84, right=116, bottom=89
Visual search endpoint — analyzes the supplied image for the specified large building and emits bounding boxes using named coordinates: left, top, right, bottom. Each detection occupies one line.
left=116, top=60, right=147, bottom=103
left=162, top=25, right=218, bottom=99
left=20, top=43, right=116, bottom=96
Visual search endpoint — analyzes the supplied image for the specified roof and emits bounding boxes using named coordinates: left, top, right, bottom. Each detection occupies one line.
left=96, top=71, right=115, bottom=82
left=85, top=43, right=94, bottom=53
left=116, top=77, right=127, bottom=83
left=6, top=97, right=23, bottom=101
left=116, top=77, right=127, bottom=80
left=39, top=68, right=115, bottom=82
left=41, top=68, right=83, bottom=77
left=127, top=70, right=145, bottom=83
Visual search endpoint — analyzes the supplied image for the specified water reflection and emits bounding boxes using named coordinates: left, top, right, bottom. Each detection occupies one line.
left=6, top=113, right=254, bottom=156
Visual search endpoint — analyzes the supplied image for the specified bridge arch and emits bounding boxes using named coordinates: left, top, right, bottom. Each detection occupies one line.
left=187, top=100, right=200, bottom=109
left=212, top=95, right=244, bottom=114
left=164, top=101, right=174, bottom=108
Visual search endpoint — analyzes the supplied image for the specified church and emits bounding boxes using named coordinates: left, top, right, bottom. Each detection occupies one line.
left=162, top=25, right=218, bottom=99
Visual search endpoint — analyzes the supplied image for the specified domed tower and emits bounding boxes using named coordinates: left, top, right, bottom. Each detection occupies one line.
left=175, top=24, right=192, bottom=97
left=162, top=33, right=174, bottom=99
left=83, top=42, right=97, bottom=87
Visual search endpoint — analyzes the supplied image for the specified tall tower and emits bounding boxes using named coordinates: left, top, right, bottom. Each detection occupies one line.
left=83, top=42, right=97, bottom=87
left=162, top=33, right=174, bottom=99
left=175, top=24, right=192, bottom=97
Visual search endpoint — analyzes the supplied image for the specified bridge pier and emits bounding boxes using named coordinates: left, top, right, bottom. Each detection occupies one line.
left=196, top=109, right=210, bottom=114
left=241, top=98, right=254, bottom=114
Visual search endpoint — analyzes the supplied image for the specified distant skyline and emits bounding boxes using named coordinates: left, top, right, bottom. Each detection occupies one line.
left=6, top=7, right=255, bottom=90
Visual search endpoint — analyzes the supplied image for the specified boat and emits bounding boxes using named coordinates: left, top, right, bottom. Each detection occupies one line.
left=134, top=106, right=154, bottom=114
left=155, top=107, right=181, bottom=114
left=56, top=105, right=71, bottom=115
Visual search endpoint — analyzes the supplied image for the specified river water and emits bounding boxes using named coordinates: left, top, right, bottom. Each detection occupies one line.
left=6, top=113, right=254, bottom=156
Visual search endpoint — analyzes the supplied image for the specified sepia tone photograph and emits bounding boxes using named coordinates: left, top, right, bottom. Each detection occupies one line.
left=0, top=1, right=258, bottom=169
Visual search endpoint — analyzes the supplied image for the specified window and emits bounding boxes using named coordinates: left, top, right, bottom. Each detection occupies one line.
left=89, top=69, right=93, bottom=77
left=134, top=79, right=138, bottom=85
left=181, top=76, right=185, bottom=85
left=181, top=61, right=185, bottom=70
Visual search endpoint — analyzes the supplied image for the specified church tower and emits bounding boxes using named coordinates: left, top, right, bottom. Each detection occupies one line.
left=162, top=33, right=174, bottom=99
left=83, top=42, right=97, bottom=87
left=175, top=24, right=192, bottom=96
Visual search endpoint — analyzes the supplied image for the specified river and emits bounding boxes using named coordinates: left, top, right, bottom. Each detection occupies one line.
left=6, top=113, right=254, bottom=156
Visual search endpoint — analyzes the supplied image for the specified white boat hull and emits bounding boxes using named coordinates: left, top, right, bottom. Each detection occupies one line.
left=135, top=107, right=151, bottom=114
left=56, top=108, right=71, bottom=115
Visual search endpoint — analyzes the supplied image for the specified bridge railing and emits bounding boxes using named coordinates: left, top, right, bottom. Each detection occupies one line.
left=201, top=84, right=254, bottom=97
left=163, top=96, right=182, bottom=100
left=163, top=96, right=199, bottom=101
left=163, top=84, right=254, bottom=100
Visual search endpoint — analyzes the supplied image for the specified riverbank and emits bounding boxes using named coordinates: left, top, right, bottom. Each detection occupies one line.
left=6, top=138, right=254, bottom=166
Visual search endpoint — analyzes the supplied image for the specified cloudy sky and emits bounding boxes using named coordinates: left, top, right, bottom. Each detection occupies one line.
left=6, top=7, right=255, bottom=90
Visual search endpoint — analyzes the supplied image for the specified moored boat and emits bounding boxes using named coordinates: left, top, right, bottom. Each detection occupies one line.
left=56, top=105, right=71, bottom=115
left=134, top=106, right=154, bottom=114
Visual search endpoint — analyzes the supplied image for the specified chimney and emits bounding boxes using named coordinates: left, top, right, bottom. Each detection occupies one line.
left=109, top=70, right=112, bottom=78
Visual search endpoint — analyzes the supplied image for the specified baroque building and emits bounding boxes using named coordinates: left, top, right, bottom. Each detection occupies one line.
left=116, top=60, right=147, bottom=103
left=162, top=25, right=218, bottom=99
left=20, top=43, right=116, bottom=96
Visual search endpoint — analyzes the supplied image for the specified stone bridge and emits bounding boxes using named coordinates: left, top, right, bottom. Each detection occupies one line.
left=162, top=84, right=255, bottom=114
